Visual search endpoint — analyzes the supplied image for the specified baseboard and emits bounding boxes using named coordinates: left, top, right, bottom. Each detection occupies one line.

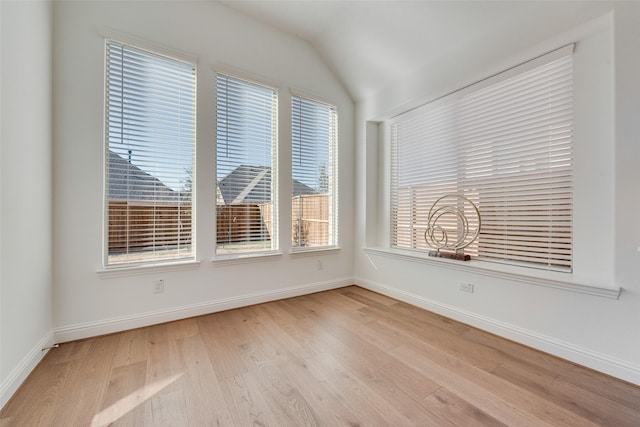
left=54, top=277, right=354, bottom=343
left=355, top=276, right=640, bottom=386
left=1, top=329, right=55, bottom=410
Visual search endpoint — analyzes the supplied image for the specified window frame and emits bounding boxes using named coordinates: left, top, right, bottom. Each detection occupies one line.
left=102, top=35, right=197, bottom=269
left=387, top=45, right=574, bottom=273
left=213, top=69, right=280, bottom=258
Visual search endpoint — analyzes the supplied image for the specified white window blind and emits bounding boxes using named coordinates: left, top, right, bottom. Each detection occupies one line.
left=216, top=73, right=278, bottom=255
left=105, top=40, right=196, bottom=266
left=291, top=95, right=338, bottom=249
left=390, top=46, right=573, bottom=271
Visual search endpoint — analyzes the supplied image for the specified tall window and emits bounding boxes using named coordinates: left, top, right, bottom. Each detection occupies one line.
left=390, top=46, right=573, bottom=271
left=216, top=73, right=278, bottom=255
left=105, top=40, right=196, bottom=266
left=291, top=95, right=338, bottom=249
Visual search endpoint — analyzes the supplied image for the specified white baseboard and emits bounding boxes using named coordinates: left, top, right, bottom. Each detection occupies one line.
left=54, top=277, right=354, bottom=343
left=355, top=276, right=640, bottom=386
left=1, top=329, right=55, bottom=410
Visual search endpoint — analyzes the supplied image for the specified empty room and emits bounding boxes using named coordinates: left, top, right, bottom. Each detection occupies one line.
left=1, top=0, right=639, bottom=425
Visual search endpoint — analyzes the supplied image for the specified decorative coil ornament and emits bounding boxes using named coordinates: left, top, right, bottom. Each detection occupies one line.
left=424, top=195, right=481, bottom=261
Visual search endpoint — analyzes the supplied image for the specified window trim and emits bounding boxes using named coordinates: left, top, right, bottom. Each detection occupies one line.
left=101, top=28, right=198, bottom=64
left=98, top=259, right=201, bottom=278
left=289, top=246, right=341, bottom=257
left=368, top=20, right=616, bottom=293
left=364, top=247, right=620, bottom=299
left=213, top=69, right=280, bottom=258
left=211, top=250, right=283, bottom=266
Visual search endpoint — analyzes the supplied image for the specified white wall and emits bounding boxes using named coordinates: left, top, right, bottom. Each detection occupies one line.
left=355, top=2, right=640, bottom=385
left=0, top=0, right=55, bottom=408
left=51, top=1, right=354, bottom=341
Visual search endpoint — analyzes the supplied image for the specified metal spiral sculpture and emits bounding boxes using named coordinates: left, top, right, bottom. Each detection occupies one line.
left=424, top=195, right=481, bottom=261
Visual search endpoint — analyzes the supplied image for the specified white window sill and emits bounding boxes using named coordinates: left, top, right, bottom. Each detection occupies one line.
left=363, top=247, right=621, bottom=299
left=98, top=259, right=201, bottom=278
left=212, top=251, right=283, bottom=266
left=290, top=246, right=341, bottom=257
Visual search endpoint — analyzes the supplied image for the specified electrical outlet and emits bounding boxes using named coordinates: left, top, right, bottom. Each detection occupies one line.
left=316, top=260, right=324, bottom=270
left=154, top=279, right=165, bottom=294
left=459, top=281, right=474, bottom=293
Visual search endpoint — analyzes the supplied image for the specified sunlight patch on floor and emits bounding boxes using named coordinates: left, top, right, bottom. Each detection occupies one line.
left=90, top=373, right=183, bottom=427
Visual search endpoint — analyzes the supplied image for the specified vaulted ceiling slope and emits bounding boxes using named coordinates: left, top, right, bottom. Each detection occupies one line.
left=220, top=0, right=615, bottom=102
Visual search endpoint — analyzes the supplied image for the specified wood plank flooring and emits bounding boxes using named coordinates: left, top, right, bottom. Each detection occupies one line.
left=2, top=286, right=639, bottom=426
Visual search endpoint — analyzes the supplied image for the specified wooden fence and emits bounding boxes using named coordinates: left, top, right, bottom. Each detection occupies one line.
left=291, top=194, right=329, bottom=247
left=216, top=204, right=271, bottom=244
left=108, top=201, right=192, bottom=253
left=109, top=194, right=329, bottom=252
left=259, top=194, right=329, bottom=247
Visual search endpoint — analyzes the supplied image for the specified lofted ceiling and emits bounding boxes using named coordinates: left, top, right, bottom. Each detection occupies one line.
left=220, top=0, right=615, bottom=102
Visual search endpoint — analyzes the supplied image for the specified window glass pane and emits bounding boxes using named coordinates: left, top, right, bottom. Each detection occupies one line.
left=105, top=41, right=196, bottom=266
left=216, top=74, right=278, bottom=255
left=390, top=51, right=573, bottom=271
left=291, top=96, right=338, bottom=248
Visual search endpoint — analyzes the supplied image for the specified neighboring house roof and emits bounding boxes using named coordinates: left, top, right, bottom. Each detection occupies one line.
left=108, top=150, right=180, bottom=202
left=218, top=165, right=316, bottom=205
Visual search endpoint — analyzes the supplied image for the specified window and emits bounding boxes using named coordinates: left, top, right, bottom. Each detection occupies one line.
left=215, top=73, right=278, bottom=255
left=291, top=95, right=338, bottom=249
left=390, top=46, right=573, bottom=271
left=105, top=40, right=196, bottom=266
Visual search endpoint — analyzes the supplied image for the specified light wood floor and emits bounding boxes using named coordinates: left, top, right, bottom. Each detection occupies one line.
left=2, top=286, right=639, bottom=426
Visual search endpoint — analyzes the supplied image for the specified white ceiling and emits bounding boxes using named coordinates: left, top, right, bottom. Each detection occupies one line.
left=220, top=1, right=614, bottom=101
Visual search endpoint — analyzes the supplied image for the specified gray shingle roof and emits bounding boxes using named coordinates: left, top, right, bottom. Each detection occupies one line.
left=109, top=156, right=314, bottom=204
left=218, top=165, right=316, bottom=205
left=107, top=150, right=180, bottom=202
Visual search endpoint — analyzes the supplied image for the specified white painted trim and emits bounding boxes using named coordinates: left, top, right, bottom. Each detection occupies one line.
left=101, top=28, right=198, bottom=64
left=289, top=247, right=341, bottom=257
left=54, top=278, right=354, bottom=343
left=354, top=277, right=640, bottom=386
left=364, top=247, right=621, bottom=299
left=98, top=260, right=201, bottom=279
left=212, top=251, right=283, bottom=266
left=289, top=88, right=336, bottom=110
left=1, top=330, right=55, bottom=410
left=212, top=64, right=282, bottom=93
